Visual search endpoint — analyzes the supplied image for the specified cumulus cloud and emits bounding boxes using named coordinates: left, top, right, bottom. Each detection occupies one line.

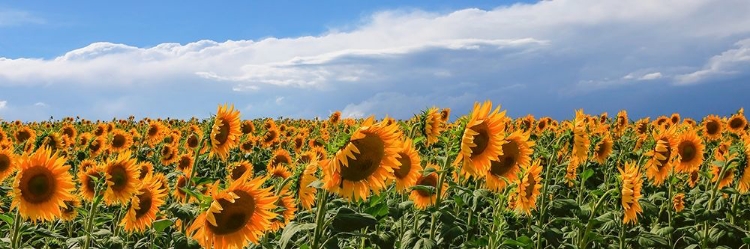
left=0, top=100, right=6, bottom=110
left=1, top=0, right=750, bottom=120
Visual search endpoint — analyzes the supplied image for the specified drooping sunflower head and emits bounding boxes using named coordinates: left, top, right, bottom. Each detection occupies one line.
left=210, top=104, right=242, bottom=160
left=423, top=107, right=443, bottom=146
left=0, top=148, right=16, bottom=182
left=138, top=162, right=154, bottom=181
left=410, top=164, right=446, bottom=210
left=670, top=113, right=681, bottom=125
left=103, top=151, right=140, bottom=205
left=673, top=193, right=685, bottom=213
left=455, top=101, right=507, bottom=178
left=174, top=175, right=189, bottom=203
left=515, top=160, right=543, bottom=215
left=593, top=135, right=613, bottom=164
left=487, top=131, right=534, bottom=193
left=297, top=162, right=318, bottom=210
left=702, top=115, right=723, bottom=141
left=12, top=146, right=75, bottom=222
left=60, top=198, right=81, bottom=221
left=727, top=113, right=747, bottom=134
left=323, top=117, right=401, bottom=201
left=270, top=188, right=297, bottom=232
left=635, top=118, right=651, bottom=136
left=121, top=176, right=167, bottom=233
left=267, top=164, right=292, bottom=180
left=619, top=161, right=643, bottom=225
left=440, top=108, right=451, bottom=123
left=674, top=130, right=704, bottom=174
left=189, top=176, right=278, bottom=249
left=645, top=128, right=677, bottom=186
left=391, top=139, right=422, bottom=192
left=329, top=111, right=342, bottom=124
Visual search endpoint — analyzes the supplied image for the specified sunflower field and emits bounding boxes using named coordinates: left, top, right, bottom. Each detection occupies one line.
left=0, top=102, right=749, bottom=249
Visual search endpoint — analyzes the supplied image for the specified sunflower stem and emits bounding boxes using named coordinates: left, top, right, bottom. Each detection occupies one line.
left=578, top=188, right=616, bottom=249
left=702, top=158, right=735, bottom=248
left=83, top=191, right=102, bottom=249
left=535, top=135, right=563, bottom=249
left=10, top=208, right=22, bottom=249
left=312, top=189, right=328, bottom=249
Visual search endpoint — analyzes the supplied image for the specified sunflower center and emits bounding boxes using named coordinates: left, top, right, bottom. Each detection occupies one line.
left=134, top=190, right=153, bottom=218
left=729, top=118, right=745, bottom=129
left=112, top=134, right=126, bottom=148
left=490, top=141, right=519, bottom=177
left=469, top=123, right=490, bottom=158
left=109, top=164, right=129, bottom=191
left=20, top=166, right=56, bottom=204
left=178, top=157, right=191, bottom=171
left=187, top=134, right=199, bottom=148
left=17, top=130, right=31, bottom=142
left=0, top=154, right=10, bottom=172
left=596, top=141, right=609, bottom=155
left=207, top=190, right=256, bottom=235
left=241, top=141, right=253, bottom=151
left=62, top=200, right=76, bottom=214
left=89, top=140, right=101, bottom=152
left=176, top=177, right=188, bottom=195
left=416, top=174, right=438, bottom=197
left=231, top=165, right=248, bottom=180
left=706, top=121, right=720, bottom=134
left=339, top=134, right=385, bottom=182
left=274, top=155, right=291, bottom=165
left=525, top=175, right=536, bottom=199
left=139, top=165, right=149, bottom=180
left=393, top=152, right=412, bottom=179
left=678, top=141, right=695, bottom=162
left=148, top=126, right=158, bottom=136
left=214, top=119, right=231, bottom=145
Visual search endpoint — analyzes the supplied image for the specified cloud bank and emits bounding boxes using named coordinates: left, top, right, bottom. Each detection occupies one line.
left=1, top=0, right=749, bottom=121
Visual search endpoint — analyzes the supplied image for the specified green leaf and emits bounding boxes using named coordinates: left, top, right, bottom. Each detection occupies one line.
left=581, top=168, right=595, bottom=183
left=0, top=214, right=12, bottom=224
left=414, top=238, right=437, bottom=249
left=307, top=180, right=323, bottom=189
left=332, top=207, right=377, bottom=232
left=153, top=219, right=173, bottom=232
left=279, top=222, right=316, bottom=249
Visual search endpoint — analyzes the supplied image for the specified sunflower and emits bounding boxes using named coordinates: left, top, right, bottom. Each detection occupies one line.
left=14, top=126, right=36, bottom=144
left=515, top=160, right=543, bottom=215
left=12, top=147, right=75, bottom=222
left=392, top=139, right=422, bottom=192
left=261, top=127, right=280, bottom=148
left=688, top=170, right=700, bottom=188
left=323, top=117, right=401, bottom=201
left=88, top=136, right=106, bottom=157
left=60, top=124, right=77, bottom=147
left=614, top=110, right=628, bottom=136
left=423, top=107, right=443, bottom=146
left=79, top=164, right=103, bottom=201
left=645, top=128, right=677, bottom=186
left=93, top=123, right=108, bottom=137
left=0, top=130, right=7, bottom=144
left=227, top=161, right=253, bottom=182
left=186, top=132, right=201, bottom=150
left=440, top=108, right=451, bottom=123
left=593, top=135, right=613, bottom=164
left=146, top=121, right=165, bottom=146
left=176, top=153, right=194, bottom=174
left=293, top=135, right=305, bottom=153
left=571, top=109, right=591, bottom=165
left=174, top=175, right=189, bottom=202
left=77, top=132, right=92, bottom=149
left=109, top=129, right=133, bottom=153
left=683, top=118, right=697, bottom=127
left=674, top=130, right=704, bottom=173
left=297, top=162, right=318, bottom=210
left=270, top=188, right=296, bottom=232
left=711, top=157, right=735, bottom=190
left=138, top=162, right=154, bottom=181
left=454, top=101, right=507, bottom=178
left=670, top=113, right=681, bottom=125
left=103, top=151, right=140, bottom=205
left=268, top=164, right=292, bottom=180
left=487, top=131, right=534, bottom=193
left=702, top=115, right=723, bottom=141
left=241, top=120, right=255, bottom=135
left=620, top=161, right=643, bottom=225
left=210, top=104, right=242, bottom=160
left=672, top=193, right=685, bottom=213
left=42, top=133, right=65, bottom=153
left=189, top=176, right=277, bottom=249
left=635, top=118, right=650, bottom=136
left=121, top=176, right=167, bottom=232
left=410, top=164, right=447, bottom=210
left=738, top=139, right=750, bottom=193
left=0, top=148, right=16, bottom=182
left=160, top=144, right=179, bottom=166
left=267, top=149, right=292, bottom=171
left=727, top=113, right=747, bottom=134
left=61, top=198, right=81, bottom=221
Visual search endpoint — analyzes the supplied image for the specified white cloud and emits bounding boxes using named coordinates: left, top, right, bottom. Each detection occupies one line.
left=0, top=9, right=44, bottom=27
left=1, top=0, right=750, bottom=120
left=676, top=39, right=750, bottom=84
left=34, top=102, right=48, bottom=107
left=0, top=100, right=6, bottom=110
left=639, top=72, right=662, bottom=81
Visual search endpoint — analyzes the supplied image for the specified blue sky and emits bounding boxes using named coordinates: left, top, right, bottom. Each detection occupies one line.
left=1, top=0, right=749, bottom=121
